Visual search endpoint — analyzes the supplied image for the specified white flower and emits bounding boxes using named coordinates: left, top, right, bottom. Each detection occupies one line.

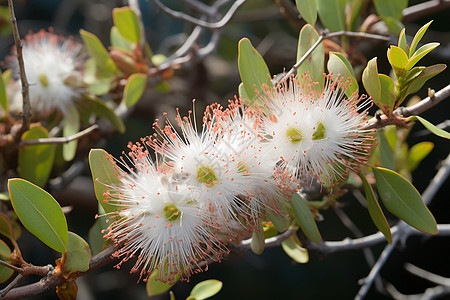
left=102, top=144, right=226, bottom=283
left=7, top=30, right=84, bottom=116
left=262, top=74, right=374, bottom=186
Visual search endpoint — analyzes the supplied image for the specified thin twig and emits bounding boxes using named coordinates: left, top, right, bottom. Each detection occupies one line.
left=405, top=263, right=450, bottom=286
left=0, top=261, right=21, bottom=274
left=20, top=124, right=99, bottom=146
left=7, top=0, right=31, bottom=139
left=0, top=274, right=23, bottom=297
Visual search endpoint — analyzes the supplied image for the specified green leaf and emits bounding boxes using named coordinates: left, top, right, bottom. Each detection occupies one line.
left=398, top=28, right=409, bottom=56
left=123, top=73, right=147, bottom=107
left=0, top=240, right=13, bottom=283
left=190, top=279, right=223, bottom=300
left=377, top=128, right=395, bottom=170
left=327, top=52, right=358, bottom=97
left=8, top=178, right=68, bottom=252
left=405, top=42, right=440, bottom=71
left=146, top=269, right=179, bottom=296
left=62, top=106, right=80, bottom=162
left=362, top=58, right=382, bottom=110
left=378, top=74, right=395, bottom=113
left=358, top=171, right=392, bottom=243
left=297, top=24, right=324, bottom=88
left=380, top=16, right=404, bottom=36
left=113, top=7, right=141, bottom=44
left=407, top=142, right=433, bottom=172
left=408, top=115, right=450, bottom=140
left=88, top=205, right=109, bottom=255
left=65, top=232, right=91, bottom=273
left=266, top=206, right=290, bottom=232
left=372, top=167, right=438, bottom=235
left=0, top=212, right=15, bottom=241
left=346, top=0, right=363, bottom=31
left=387, top=46, right=408, bottom=70
left=409, top=21, right=433, bottom=55
left=373, top=0, right=407, bottom=20
left=281, top=233, right=309, bottom=263
left=18, top=124, right=56, bottom=187
left=110, top=26, right=133, bottom=53
left=78, top=95, right=125, bottom=133
left=295, top=0, right=317, bottom=25
left=80, top=29, right=117, bottom=74
left=0, top=70, right=7, bottom=114
left=289, top=193, right=321, bottom=244
left=402, top=64, right=447, bottom=100
left=237, top=38, right=271, bottom=105
left=89, top=149, right=122, bottom=214
left=250, top=223, right=265, bottom=255
left=317, top=0, right=346, bottom=32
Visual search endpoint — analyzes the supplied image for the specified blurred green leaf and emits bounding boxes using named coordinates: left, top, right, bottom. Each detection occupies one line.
left=405, top=42, right=440, bottom=71
left=327, top=52, right=358, bottom=97
left=295, top=0, right=317, bottom=25
left=407, top=142, right=433, bottom=171
left=408, top=115, right=450, bottom=140
left=78, top=95, right=125, bottom=133
left=146, top=269, right=179, bottom=296
left=0, top=240, right=13, bottom=284
left=358, top=171, right=392, bottom=243
left=297, top=24, right=324, bottom=89
left=398, top=28, right=409, bottom=56
left=18, top=124, right=56, bottom=187
left=347, top=0, right=363, bottom=31
left=266, top=206, right=290, bottom=232
left=388, top=46, right=408, bottom=71
left=238, top=38, right=271, bottom=105
left=0, top=212, right=15, bottom=241
left=0, top=193, right=8, bottom=201
left=62, top=106, right=80, bottom=162
left=65, top=232, right=91, bottom=273
left=378, top=74, right=395, bottom=113
left=409, top=21, right=433, bottom=55
left=380, top=16, right=404, bottom=36
left=190, top=279, right=223, bottom=300
left=110, top=26, right=133, bottom=52
left=0, top=7, right=11, bottom=36
left=281, top=233, right=309, bottom=263
left=113, top=7, right=141, bottom=44
left=362, top=58, right=382, bottom=111
left=80, top=29, right=117, bottom=74
left=262, top=222, right=278, bottom=239
left=377, top=128, right=395, bottom=170
left=374, top=0, right=407, bottom=19
left=123, top=73, right=147, bottom=107
left=8, top=178, right=68, bottom=253
left=402, top=64, right=446, bottom=101
left=250, top=223, right=265, bottom=255
left=289, top=193, right=321, bottom=244
left=89, top=149, right=122, bottom=214
left=317, top=0, right=346, bottom=32
left=373, top=167, right=438, bottom=235
left=0, top=70, right=7, bottom=114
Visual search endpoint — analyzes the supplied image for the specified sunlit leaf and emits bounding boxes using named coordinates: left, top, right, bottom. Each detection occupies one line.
left=146, top=269, right=179, bottom=296
left=110, top=26, right=133, bottom=52
left=317, top=0, right=346, bottom=32
left=281, top=233, right=309, bottom=263
left=65, top=232, right=91, bottom=273
left=373, top=167, right=438, bottom=235
left=407, top=142, right=434, bottom=172
left=378, top=74, right=395, bottom=113
left=123, top=73, right=147, bottom=107
left=358, top=171, right=392, bottom=243
left=398, top=28, right=409, bottom=56
left=289, top=193, right=321, bottom=244
left=250, top=223, right=265, bottom=255
left=387, top=46, right=408, bottom=71
left=295, top=0, right=317, bottom=25
left=190, top=279, right=223, bottom=300
left=402, top=64, right=447, bottom=102
left=297, top=24, right=324, bottom=89
left=80, top=29, right=117, bottom=74
left=18, top=124, right=56, bottom=187
left=8, top=179, right=68, bottom=253
left=409, top=21, right=433, bottom=55
left=408, top=115, right=450, bottom=140
left=113, top=7, right=141, bottom=44
left=89, top=149, right=121, bottom=214
left=237, top=38, right=271, bottom=106
left=362, top=58, right=382, bottom=111
left=62, top=106, right=80, bottom=162
left=327, top=52, right=357, bottom=97
left=78, top=95, right=125, bottom=133
left=405, top=42, right=440, bottom=71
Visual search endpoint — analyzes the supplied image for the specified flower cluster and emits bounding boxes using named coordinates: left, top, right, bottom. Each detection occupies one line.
left=7, top=29, right=84, bottom=117
left=100, top=74, right=374, bottom=283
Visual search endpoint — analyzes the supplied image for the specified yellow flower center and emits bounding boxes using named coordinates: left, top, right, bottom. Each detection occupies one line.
left=197, top=166, right=218, bottom=187
left=312, top=122, right=326, bottom=140
left=286, top=127, right=303, bottom=144
left=163, top=202, right=181, bottom=222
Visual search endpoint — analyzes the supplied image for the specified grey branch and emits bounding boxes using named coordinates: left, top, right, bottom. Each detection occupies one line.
left=20, top=124, right=99, bottom=146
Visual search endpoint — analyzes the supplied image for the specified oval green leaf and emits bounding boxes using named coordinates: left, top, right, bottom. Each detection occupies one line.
left=295, top=0, right=317, bottom=25
left=110, top=26, right=133, bottom=52
left=250, top=223, right=265, bottom=255
left=289, top=193, right=321, bottom=244
left=266, top=206, right=290, bottom=232
left=113, top=7, right=141, bottom=44
left=8, top=178, right=68, bottom=253
left=146, top=269, right=179, bottom=296
left=407, top=142, right=434, bottom=171
left=297, top=24, right=324, bottom=88
left=190, top=279, right=223, bottom=300
left=362, top=58, right=382, bottom=111
left=62, top=106, right=80, bottom=162
left=281, top=233, right=309, bottom=263
left=377, top=128, right=395, bottom=170
left=409, top=21, right=433, bottom=55
left=388, top=46, right=408, bottom=71
left=123, top=73, right=147, bottom=107
left=372, top=167, right=438, bottom=235
left=378, top=74, right=395, bottom=113
left=374, top=0, right=406, bottom=20
left=0, top=212, right=15, bottom=241
left=327, top=52, right=358, bottom=97
left=80, top=29, right=117, bottom=74
left=0, top=240, right=13, bottom=284
left=237, top=38, right=271, bottom=106
left=317, top=0, right=346, bottom=32
left=89, top=149, right=122, bottom=214
left=18, top=124, right=56, bottom=187
left=408, top=115, right=450, bottom=140
left=78, top=95, right=125, bottom=133
left=358, top=171, right=392, bottom=243
left=88, top=213, right=109, bottom=255
left=65, top=232, right=91, bottom=273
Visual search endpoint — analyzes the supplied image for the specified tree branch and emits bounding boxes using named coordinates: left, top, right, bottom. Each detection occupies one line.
left=403, top=0, right=450, bottom=23
left=20, top=124, right=99, bottom=146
